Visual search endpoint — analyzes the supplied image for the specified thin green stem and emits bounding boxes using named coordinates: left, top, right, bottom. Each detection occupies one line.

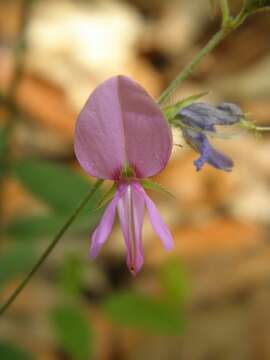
left=0, top=179, right=104, bottom=316
left=220, top=0, right=230, bottom=25
left=157, top=9, right=247, bottom=106
left=255, top=126, right=270, bottom=132
left=157, top=30, right=226, bottom=105
left=0, top=0, right=32, bottom=228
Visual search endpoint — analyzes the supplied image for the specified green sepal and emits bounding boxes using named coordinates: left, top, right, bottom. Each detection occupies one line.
left=141, top=179, right=175, bottom=199
left=121, top=162, right=135, bottom=178
left=162, top=91, right=208, bottom=124
left=240, top=118, right=256, bottom=131
left=95, top=183, right=117, bottom=211
left=240, top=118, right=262, bottom=139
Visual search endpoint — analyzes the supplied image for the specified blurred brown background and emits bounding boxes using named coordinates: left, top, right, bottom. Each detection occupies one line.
left=1, top=0, right=270, bottom=359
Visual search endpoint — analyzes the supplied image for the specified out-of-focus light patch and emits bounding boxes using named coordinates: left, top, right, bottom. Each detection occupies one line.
left=25, top=0, right=144, bottom=109
left=156, top=0, right=209, bottom=55
left=71, top=9, right=140, bottom=71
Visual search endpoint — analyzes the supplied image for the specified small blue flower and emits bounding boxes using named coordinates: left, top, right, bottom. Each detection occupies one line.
left=177, top=102, right=243, bottom=171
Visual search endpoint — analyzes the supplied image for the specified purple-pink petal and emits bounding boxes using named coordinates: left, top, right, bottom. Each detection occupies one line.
left=90, top=193, right=120, bottom=258
left=117, top=183, right=144, bottom=275
left=116, top=76, right=172, bottom=178
left=74, top=75, right=172, bottom=180
left=90, top=181, right=173, bottom=274
left=133, top=183, right=173, bottom=251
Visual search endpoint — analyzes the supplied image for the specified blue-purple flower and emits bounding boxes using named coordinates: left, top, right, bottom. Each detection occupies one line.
left=177, top=102, right=243, bottom=171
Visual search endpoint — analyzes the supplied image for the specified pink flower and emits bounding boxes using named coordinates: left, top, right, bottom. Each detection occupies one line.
left=74, top=75, right=173, bottom=274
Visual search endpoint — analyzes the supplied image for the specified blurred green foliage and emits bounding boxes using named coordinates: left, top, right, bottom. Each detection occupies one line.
left=103, top=291, right=185, bottom=334
left=5, top=159, right=102, bottom=241
left=0, top=143, right=189, bottom=356
left=160, top=259, right=189, bottom=307
left=6, top=214, right=69, bottom=241
left=50, top=304, right=93, bottom=360
left=0, top=128, right=8, bottom=176
left=0, top=128, right=7, bottom=157
left=0, top=340, right=34, bottom=360
left=0, top=242, right=37, bottom=290
left=1, top=158, right=103, bottom=294
left=57, top=253, right=85, bottom=296
left=102, top=261, right=188, bottom=334
left=12, top=159, right=100, bottom=214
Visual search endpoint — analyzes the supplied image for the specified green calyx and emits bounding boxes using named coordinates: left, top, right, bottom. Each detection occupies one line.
left=95, top=179, right=174, bottom=211
left=162, top=91, right=208, bottom=125
left=240, top=117, right=262, bottom=138
left=121, top=162, right=136, bottom=178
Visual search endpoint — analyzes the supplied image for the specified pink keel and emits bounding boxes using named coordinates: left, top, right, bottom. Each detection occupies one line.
left=117, top=184, right=144, bottom=275
left=90, top=182, right=173, bottom=274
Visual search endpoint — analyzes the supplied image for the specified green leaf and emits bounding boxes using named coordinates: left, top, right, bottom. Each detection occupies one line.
left=160, top=259, right=189, bottom=307
left=5, top=215, right=66, bottom=241
left=57, top=254, right=85, bottom=296
left=0, top=128, right=8, bottom=176
left=103, top=292, right=185, bottom=334
left=162, top=91, right=208, bottom=123
left=141, top=179, right=175, bottom=199
left=0, top=128, right=8, bottom=156
left=12, top=159, right=101, bottom=214
left=0, top=243, right=37, bottom=290
left=0, top=341, right=33, bottom=360
left=50, top=304, right=93, bottom=360
left=5, top=212, right=100, bottom=241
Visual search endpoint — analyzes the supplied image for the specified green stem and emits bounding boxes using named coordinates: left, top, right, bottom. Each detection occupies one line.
left=0, top=179, right=104, bottom=316
left=157, top=10, right=247, bottom=106
left=220, top=0, right=230, bottom=25
left=255, top=126, right=270, bottom=132
left=158, top=30, right=226, bottom=105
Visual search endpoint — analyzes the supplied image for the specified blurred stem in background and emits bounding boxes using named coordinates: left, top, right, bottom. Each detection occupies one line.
left=0, top=0, right=32, bottom=227
left=0, top=0, right=267, bottom=317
